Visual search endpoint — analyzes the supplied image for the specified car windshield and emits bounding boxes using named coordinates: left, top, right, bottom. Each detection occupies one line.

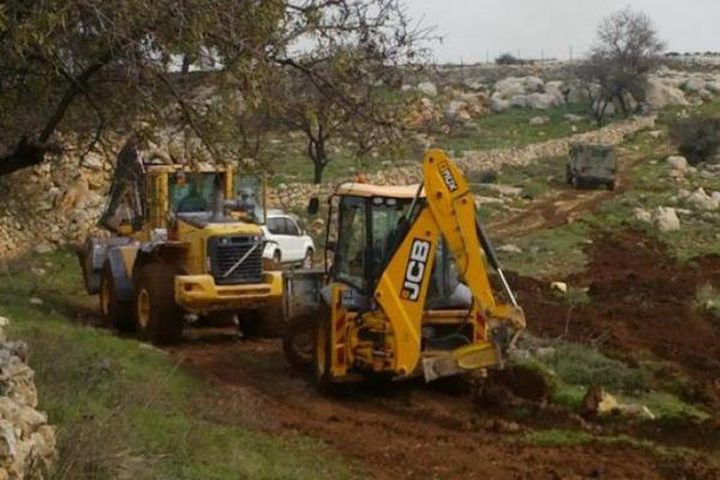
left=170, top=172, right=219, bottom=213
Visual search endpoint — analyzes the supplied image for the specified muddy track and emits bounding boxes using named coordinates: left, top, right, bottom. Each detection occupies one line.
left=169, top=337, right=691, bottom=480
left=487, top=151, right=648, bottom=239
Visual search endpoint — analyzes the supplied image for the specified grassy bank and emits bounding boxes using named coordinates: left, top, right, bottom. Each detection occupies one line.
left=0, top=252, right=358, bottom=480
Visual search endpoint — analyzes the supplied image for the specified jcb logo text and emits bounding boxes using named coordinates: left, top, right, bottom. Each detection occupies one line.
left=402, top=239, right=431, bottom=301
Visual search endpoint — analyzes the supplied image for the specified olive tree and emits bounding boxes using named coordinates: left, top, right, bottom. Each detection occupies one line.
left=0, top=0, right=427, bottom=178
left=578, top=7, right=665, bottom=125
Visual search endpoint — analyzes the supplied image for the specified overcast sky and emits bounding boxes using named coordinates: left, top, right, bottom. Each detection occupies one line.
left=405, top=0, right=719, bottom=63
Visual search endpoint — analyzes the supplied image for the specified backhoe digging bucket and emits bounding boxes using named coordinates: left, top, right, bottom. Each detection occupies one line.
left=422, top=342, right=499, bottom=383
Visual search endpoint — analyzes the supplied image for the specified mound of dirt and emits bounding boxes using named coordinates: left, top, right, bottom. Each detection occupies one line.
left=513, top=230, right=720, bottom=405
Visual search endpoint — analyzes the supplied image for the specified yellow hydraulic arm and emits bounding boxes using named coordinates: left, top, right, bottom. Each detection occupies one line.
left=374, top=149, right=525, bottom=377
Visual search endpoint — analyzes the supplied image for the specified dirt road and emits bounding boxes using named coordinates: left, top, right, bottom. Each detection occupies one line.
left=169, top=336, right=692, bottom=480
left=487, top=150, right=646, bottom=239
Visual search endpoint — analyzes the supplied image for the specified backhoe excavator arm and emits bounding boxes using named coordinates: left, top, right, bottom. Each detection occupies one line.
left=374, top=149, right=526, bottom=377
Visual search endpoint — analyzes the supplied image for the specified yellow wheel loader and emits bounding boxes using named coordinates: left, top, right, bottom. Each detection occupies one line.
left=78, top=141, right=282, bottom=344
left=283, top=149, right=526, bottom=390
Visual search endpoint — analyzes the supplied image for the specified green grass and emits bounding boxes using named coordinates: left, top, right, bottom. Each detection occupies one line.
left=263, top=103, right=598, bottom=186
left=524, top=427, right=718, bottom=469
left=0, top=251, right=359, bottom=480
left=513, top=336, right=709, bottom=421
left=497, top=223, right=590, bottom=279
left=433, top=103, right=593, bottom=154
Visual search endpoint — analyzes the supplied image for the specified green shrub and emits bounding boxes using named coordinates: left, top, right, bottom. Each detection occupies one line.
left=543, top=342, right=651, bottom=392
left=670, top=116, right=720, bottom=165
left=495, top=53, right=522, bottom=65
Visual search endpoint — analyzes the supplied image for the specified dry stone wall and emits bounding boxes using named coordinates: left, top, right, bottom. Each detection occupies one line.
left=0, top=316, right=56, bottom=479
left=271, top=115, right=656, bottom=213
left=0, top=115, right=655, bottom=260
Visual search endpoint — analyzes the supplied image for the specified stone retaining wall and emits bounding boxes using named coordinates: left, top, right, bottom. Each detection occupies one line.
left=0, top=316, right=56, bottom=479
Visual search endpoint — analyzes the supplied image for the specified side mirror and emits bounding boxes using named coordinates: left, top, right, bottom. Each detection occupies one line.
left=308, top=197, right=320, bottom=216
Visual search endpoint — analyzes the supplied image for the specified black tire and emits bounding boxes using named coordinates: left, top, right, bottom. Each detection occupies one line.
left=606, top=180, right=616, bottom=191
left=99, top=263, right=135, bottom=331
left=302, top=249, right=314, bottom=269
left=133, top=262, right=183, bottom=345
left=283, top=313, right=319, bottom=368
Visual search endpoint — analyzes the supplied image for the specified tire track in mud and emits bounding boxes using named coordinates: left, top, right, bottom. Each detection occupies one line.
left=486, top=151, right=647, bottom=239
left=168, top=337, right=685, bottom=480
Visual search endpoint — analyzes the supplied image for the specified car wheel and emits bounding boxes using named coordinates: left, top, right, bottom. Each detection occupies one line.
left=302, top=249, right=313, bottom=269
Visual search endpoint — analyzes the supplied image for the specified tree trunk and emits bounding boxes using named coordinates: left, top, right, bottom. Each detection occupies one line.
left=0, top=50, right=113, bottom=178
left=313, top=161, right=326, bottom=184
left=308, top=135, right=328, bottom=184
left=306, top=122, right=330, bottom=184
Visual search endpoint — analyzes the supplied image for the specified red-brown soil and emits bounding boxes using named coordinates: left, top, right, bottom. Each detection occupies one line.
left=514, top=230, right=720, bottom=405
left=170, top=336, right=702, bottom=480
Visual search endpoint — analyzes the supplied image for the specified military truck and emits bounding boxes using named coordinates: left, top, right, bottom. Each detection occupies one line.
left=78, top=140, right=283, bottom=344
left=566, top=143, right=617, bottom=190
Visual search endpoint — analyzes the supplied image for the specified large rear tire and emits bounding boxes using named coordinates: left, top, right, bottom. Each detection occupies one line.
left=99, top=263, right=135, bottom=331
left=283, top=313, right=319, bottom=368
left=133, top=262, right=183, bottom=345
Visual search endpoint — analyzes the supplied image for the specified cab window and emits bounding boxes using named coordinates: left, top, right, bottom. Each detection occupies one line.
left=169, top=172, right=219, bottom=213
left=334, top=196, right=367, bottom=290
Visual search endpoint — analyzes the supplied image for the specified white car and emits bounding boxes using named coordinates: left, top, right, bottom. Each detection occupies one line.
left=262, top=211, right=315, bottom=268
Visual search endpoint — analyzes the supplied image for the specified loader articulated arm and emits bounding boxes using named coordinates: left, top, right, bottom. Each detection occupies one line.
left=374, top=149, right=526, bottom=376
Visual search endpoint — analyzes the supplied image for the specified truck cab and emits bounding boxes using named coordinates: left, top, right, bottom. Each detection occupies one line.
left=80, top=153, right=282, bottom=344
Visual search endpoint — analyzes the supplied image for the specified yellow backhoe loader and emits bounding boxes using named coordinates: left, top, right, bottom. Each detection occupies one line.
left=78, top=140, right=282, bottom=344
left=283, top=149, right=526, bottom=390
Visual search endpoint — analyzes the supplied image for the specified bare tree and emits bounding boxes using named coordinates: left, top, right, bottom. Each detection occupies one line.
left=578, top=7, right=665, bottom=125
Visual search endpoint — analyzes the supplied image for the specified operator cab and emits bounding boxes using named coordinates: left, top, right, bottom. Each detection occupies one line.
left=168, top=171, right=265, bottom=226
left=326, top=183, right=471, bottom=312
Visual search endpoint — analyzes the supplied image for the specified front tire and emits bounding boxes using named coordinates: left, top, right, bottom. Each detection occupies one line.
left=99, top=263, right=135, bottom=331
left=133, top=262, right=183, bottom=345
